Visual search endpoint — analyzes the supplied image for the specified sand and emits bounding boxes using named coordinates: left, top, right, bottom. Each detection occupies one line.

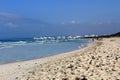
left=0, top=38, right=120, bottom=80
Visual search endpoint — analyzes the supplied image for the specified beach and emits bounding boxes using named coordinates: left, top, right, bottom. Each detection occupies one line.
left=0, top=37, right=120, bottom=80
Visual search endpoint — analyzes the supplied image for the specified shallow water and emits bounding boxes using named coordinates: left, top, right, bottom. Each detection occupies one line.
left=0, top=39, right=92, bottom=64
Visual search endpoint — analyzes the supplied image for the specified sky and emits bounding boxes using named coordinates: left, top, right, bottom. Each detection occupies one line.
left=0, top=0, right=120, bottom=39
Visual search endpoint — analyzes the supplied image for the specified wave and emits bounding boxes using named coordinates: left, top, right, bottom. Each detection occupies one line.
left=0, top=39, right=91, bottom=49
left=0, top=46, right=13, bottom=49
left=0, top=41, right=28, bottom=49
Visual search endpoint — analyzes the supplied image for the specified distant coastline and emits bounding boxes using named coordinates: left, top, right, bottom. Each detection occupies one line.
left=83, top=32, right=120, bottom=39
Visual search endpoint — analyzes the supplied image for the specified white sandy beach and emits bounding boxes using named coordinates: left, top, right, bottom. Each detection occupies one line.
left=0, top=38, right=120, bottom=80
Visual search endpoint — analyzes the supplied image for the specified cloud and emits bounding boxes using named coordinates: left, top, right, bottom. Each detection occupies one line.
left=0, top=12, right=48, bottom=24
left=5, top=22, right=17, bottom=28
left=0, top=12, right=19, bottom=21
left=71, top=20, right=76, bottom=24
left=70, top=20, right=81, bottom=24
left=0, top=12, right=17, bottom=18
left=0, top=12, right=49, bottom=29
left=61, top=22, right=65, bottom=24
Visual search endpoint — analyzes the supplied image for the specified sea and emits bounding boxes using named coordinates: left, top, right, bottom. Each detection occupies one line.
left=0, top=38, right=92, bottom=64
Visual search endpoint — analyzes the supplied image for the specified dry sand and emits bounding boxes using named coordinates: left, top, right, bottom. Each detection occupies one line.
left=0, top=38, right=120, bottom=80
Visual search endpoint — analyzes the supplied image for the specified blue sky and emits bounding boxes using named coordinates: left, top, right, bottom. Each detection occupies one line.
left=0, top=0, right=120, bottom=39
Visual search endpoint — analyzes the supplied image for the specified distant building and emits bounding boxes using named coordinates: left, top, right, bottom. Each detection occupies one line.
left=84, top=35, right=89, bottom=37
left=90, top=34, right=95, bottom=37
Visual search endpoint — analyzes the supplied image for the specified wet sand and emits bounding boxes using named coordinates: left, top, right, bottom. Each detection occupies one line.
left=0, top=38, right=120, bottom=80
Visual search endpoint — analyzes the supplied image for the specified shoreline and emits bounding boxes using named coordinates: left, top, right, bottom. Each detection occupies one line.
left=0, top=39, right=95, bottom=80
left=0, top=39, right=92, bottom=65
left=0, top=41, right=94, bottom=66
left=0, top=37, right=120, bottom=80
left=0, top=38, right=91, bottom=65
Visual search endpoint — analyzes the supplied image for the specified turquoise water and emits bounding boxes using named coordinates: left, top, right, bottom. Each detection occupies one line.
left=0, top=39, right=92, bottom=64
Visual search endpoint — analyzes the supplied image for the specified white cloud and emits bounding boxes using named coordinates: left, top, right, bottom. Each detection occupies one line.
left=71, top=20, right=76, bottom=24
left=5, top=22, right=17, bottom=28
left=70, top=20, right=81, bottom=24
left=0, top=12, right=21, bottom=23
left=61, top=22, right=65, bottom=24
left=0, top=12, right=17, bottom=18
left=0, top=12, right=47, bottom=28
